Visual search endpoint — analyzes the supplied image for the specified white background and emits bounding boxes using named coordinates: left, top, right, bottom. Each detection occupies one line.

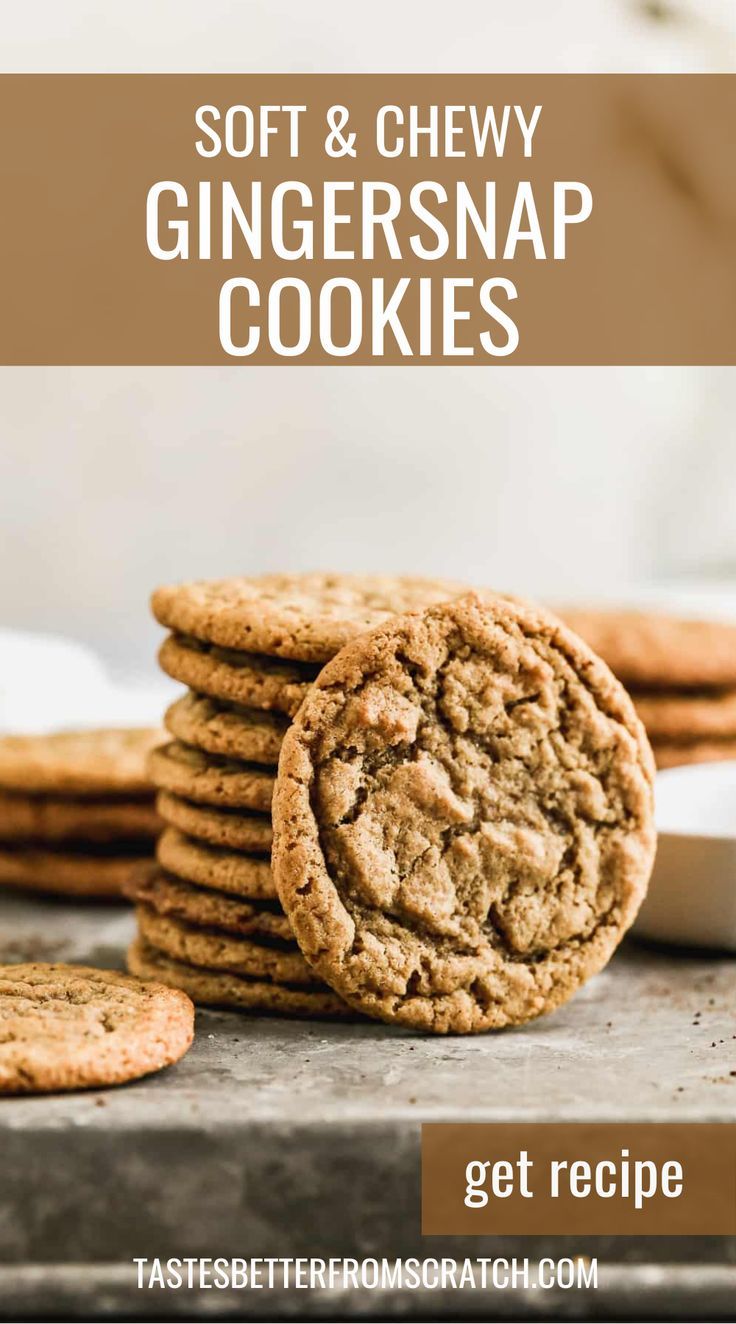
left=1, top=0, right=734, bottom=681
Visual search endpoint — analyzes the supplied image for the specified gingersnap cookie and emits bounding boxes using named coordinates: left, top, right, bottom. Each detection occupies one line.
left=0, top=845, right=151, bottom=899
left=273, top=593, right=656, bottom=1035
left=128, top=937, right=355, bottom=1019
left=126, top=866, right=292, bottom=940
left=165, top=693, right=287, bottom=766
left=137, top=905, right=316, bottom=985
left=0, top=962, right=193, bottom=1094
left=156, top=791, right=272, bottom=853
left=152, top=572, right=468, bottom=664
left=633, top=688, right=736, bottom=742
left=559, top=608, right=736, bottom=690
left=0, top=728, right=161, bottom=798
left=653, top=738, right=736, bottom=770
left=159, top=635, right=318, bottom=717
left=0, top=792, right=160, bottom=844
left=157, top=827, right=276, bottom=899
left=148, top=742, right=275, bottom=813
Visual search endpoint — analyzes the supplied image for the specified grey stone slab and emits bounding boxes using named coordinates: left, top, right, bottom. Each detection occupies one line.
left=0, top=890, right=734, bottom=1321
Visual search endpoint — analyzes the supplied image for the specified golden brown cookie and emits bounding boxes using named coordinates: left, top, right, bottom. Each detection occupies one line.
left=158, top=635, right=317, bottom=717
left=0, top=792, right=160, bottom=844
left=126, top=866, right=292, bottom=940
left=273, top=593, right=656, bottom=1035
left=148, top=742, right=275, bottom=813
left=164, top=693, right=286, bottom=765
left=157, top=827, right=276, bottom=899
left=559, top=608, right=736, bottom=689
left=0, top=962, right=193, bottom=1094
left=0, top=728, right=161, bottom=798
left=136, top=905, right=317, bottom=985
left=653, top=738, right=736, bottom=770
left=156, top=790, right=272, bottom=853
left=152, top=572, right=468, bottom=663
left=633, top=688, right=736, bottom=742
left=128, top=937, right=355, bottom=1019
left=0, top=846, right=150, bottom=899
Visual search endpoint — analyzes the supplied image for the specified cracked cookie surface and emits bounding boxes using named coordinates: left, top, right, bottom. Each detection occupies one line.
left=272, top=594, right=656, bottom=1034
left=0, top=962, right=193, bottom=1093
left=152, top=573, right=469, bottom=663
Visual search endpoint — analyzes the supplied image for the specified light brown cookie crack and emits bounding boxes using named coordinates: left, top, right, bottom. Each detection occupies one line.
left=294, top=607, right=652, bottom=1012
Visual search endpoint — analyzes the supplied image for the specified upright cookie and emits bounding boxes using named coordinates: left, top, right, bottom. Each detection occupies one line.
left=0, top=728, right=161, bottom=798
left=157, top=827, right=276, bottom=899
left=558, top=609, right=736, bottom=689
left=152, top=572, right=468, bottom=663
left=148, top=742, right=275, bottom=813
left=128, top=938, right=355, bottom=1020
left=158, top=635, right=317, bottom=717
left=165, top=693, right=287, bottom=765
left=273, top=593, right=656, bottom=1034
left=0, top=962, right=193, bottom=1094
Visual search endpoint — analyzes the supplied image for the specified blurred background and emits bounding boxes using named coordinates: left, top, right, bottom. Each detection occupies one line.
left=0, top=0, right=734, bottom=717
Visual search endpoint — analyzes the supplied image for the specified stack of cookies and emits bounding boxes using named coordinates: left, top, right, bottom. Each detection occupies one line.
left=133, top=587, right=656, bottom=1034
left=128, top=573, right=465, bottom=1018
left=0, top=729, right=161, bottom=900
left=560, top=609, right=736, bottom=770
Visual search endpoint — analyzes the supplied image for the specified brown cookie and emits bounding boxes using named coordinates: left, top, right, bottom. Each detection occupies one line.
left=0, top=962, right=193, bottom=1094
left=148, top=742, right=275, bottom=813
left=126, top=866, right=292, bottom=940
left=157, top=826, right=276, bottom=899
left=633, top=688, right=736, bottom=742
left=156, top=791, right=272, bottom=853
left=0, top=792, right=160, bottom=844
left=559, top=608, right=736, bottom=690
left=273, top=593, right=656, bottom=1035
left=0, top=728, right=162, bottom=798
left=164, top=693, right=286, bottom=766
left=653, top=738, right=736, bottom=770
left=152, top=572, right=469, bottom=663
left=0, top=846, right=150, bottom=899
left=136, top=905, right=317, bottom=985
left=158, top=635, right=317, bottom=717
left=128, top=937, right=355, bottom=1020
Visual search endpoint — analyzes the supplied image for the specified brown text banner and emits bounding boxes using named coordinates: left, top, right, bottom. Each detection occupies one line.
left=421, top=1123, right=736, bottom=1236
left=0, top=75, right=734, bottom=364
